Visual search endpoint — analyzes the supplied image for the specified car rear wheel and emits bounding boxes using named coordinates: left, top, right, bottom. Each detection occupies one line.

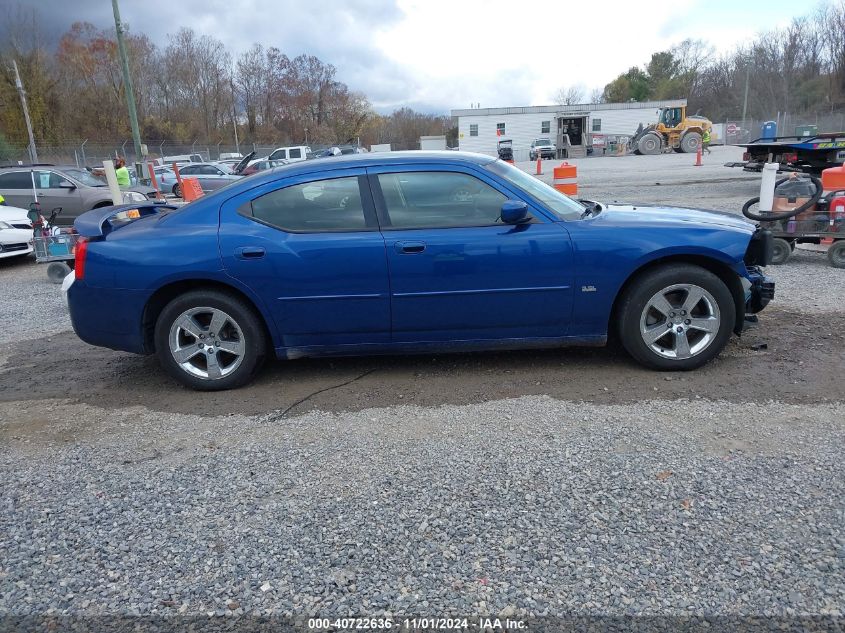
left=617, top=264, right=735, bottom=370
left=154, top=290, right=267, bottom=390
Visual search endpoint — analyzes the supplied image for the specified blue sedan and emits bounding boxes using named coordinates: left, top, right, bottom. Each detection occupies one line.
left=67, top=152, right=774, bottom=390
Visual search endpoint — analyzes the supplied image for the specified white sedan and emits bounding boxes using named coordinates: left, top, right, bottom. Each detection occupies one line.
left=0, top=221, right=33, bottom=259
left=0, top=204, right=34, bottom=231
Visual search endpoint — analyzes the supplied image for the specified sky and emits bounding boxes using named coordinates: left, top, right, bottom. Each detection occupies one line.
left=23, top=0, right=808, bottom=113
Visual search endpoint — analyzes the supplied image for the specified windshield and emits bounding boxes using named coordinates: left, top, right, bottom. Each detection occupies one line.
left=486, top=160, right=584, bottom=220
left=64, top=168, right=108, bottom=187
left=535, top=139, right=551, bottom=146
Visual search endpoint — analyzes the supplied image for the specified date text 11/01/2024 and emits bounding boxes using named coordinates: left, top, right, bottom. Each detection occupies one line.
left=307, top=617, right=527, bottom=630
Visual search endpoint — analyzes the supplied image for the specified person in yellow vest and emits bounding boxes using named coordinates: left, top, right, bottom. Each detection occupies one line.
left=702, top=128, right=712, bottom=154
left=114, top=157, right=131, bottom=187
left=0, top=193, right=6, bottom=205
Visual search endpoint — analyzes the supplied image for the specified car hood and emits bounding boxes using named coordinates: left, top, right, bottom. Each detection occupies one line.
left=0, top=205, right=32, bottom=222
left=595, top=203, right=755, bottom=233
left=128, top=184, right=157, bottom=195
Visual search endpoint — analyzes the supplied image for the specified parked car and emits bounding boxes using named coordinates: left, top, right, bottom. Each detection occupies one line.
left=176, top=162, right=241, bottom=195
left=530, top=138, right=557, bottom=160
left=268, top=146, right=311, bottom=163
left=151, top=166, right=179, bottom=196
left=157, top=154, right=204, bottom=167
left=0, top=205, right=34, bottom=231
left=68, top=151, right=774, bottom=391
left=0, top=221, right=33, bottom=259
left=239, top=159, right=286, bottom=176
left=68, top=151, right=774, bottom=390
left=0, top=165, right=157, bottom=223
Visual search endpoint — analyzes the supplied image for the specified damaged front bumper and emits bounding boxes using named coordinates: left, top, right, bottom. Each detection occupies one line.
left=744, top=266, right=775, bottom=313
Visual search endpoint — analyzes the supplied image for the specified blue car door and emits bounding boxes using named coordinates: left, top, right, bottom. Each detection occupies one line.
left=367, top=165, right=574, bottom=342
left=219, top=169, right=391, bottom=349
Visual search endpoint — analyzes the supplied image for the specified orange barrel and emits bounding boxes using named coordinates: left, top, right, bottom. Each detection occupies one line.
left=553, top=162, right=577, bottom=195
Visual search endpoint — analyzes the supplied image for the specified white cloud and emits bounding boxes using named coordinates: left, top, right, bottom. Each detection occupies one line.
left=28, top=0, right=807, bottom=113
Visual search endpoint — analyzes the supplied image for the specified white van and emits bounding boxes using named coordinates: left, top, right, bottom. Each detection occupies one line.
left=268, top=146, right=310, bottom=163
left=156, top=154, right=204, bottom=167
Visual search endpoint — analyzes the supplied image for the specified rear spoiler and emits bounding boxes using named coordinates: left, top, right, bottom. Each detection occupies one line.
left=74, top=203, right=177, bottom=238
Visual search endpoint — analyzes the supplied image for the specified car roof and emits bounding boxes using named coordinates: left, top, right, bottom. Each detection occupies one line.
left=0, top=164, right=80, bottom=170
left=246, top=151, right=495, bottom=184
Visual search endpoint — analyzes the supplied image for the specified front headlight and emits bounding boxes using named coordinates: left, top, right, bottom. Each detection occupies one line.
left=122, top=191, right=146, bottom=203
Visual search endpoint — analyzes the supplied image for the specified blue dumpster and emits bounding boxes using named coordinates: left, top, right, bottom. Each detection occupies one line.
left=761, top=121, right=777, bottom=139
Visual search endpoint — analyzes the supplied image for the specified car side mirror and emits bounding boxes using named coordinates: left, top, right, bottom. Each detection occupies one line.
left=58, top=180, right=76, bottom=190
left=501, top=200, right=531, bottom=224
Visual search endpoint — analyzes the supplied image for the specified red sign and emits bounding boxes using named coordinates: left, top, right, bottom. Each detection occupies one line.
left=727, top=123, right=738, bottom=134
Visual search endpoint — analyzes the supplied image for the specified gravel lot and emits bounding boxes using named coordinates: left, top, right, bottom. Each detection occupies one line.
left=1, top=148, right=843, bottom=623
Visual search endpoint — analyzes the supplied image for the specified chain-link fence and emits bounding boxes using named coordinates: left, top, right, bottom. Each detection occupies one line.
left=0, top=140, right=324, bottom=167
left=1, top=138, right=432, bottom=167
left=721, top=111, right=845, bottom=145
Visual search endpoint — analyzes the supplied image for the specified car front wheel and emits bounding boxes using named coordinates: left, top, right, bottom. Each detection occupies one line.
left=617, top=264, right=735, bottom=370
left=154, top=290, right=267, bottom=390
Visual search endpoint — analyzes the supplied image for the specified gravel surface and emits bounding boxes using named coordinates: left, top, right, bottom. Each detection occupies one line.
left=0, top=256, right=71, bottom=346
left=1, top=396, right=844, bottom=617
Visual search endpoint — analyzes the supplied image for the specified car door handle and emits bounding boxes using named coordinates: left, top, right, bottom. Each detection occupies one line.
left=394, top=241, right=426, bottom=254
left=235, top=246, right=265, bottom=260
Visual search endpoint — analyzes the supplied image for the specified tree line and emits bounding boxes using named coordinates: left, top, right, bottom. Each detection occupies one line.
left=595, top=1, right=845, bottom=122
left=0, top=7, right=454, bottom=156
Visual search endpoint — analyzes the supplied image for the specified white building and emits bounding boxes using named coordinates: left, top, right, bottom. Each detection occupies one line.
left=419, top=135, right=447, bottom=150
left=452, top=99, right=687, bottom=160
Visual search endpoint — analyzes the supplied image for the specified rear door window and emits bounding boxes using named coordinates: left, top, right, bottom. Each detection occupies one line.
left=242, top=176, right=370, bottom=232
left=0, top=171, right=35, bottom=189
left=289, top=148, right=302, bottom=159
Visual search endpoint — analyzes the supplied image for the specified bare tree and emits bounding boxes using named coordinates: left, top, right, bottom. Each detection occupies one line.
left=554, top=85, right=585, bottom=105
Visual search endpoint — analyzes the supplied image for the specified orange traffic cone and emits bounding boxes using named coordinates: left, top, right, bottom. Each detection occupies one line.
left=535, top=153, right=542, bottom=175
left=695, top=146, right=703, bottom=166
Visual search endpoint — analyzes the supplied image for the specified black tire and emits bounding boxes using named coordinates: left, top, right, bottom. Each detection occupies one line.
left=680, top=131, right=702, bottom=153
left=154, top=289, right=267, bottom=390
left=637, top=133, right=662, bottom=155
left=770, top=238, right=792, bottom=265
left=47, top=262, right=72, bottom=284
left=617, top=264, right=736, bottom=371
left=173, top=183, right=182, bottom=197
left=828, top=241, right=845, bottom=269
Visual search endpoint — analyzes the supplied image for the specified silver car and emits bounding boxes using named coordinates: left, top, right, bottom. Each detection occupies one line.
left=0, top=165, right=157, bottom=224
left=175, top=162, right=241, bottom=195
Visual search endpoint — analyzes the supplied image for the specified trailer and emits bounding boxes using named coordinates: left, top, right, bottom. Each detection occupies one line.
left=725, top=133, right=845, bottom=174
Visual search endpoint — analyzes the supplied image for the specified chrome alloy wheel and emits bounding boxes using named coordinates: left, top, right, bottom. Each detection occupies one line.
left=638, top=283, right=721, bottom=360
left=168, top=307, right=245, bottom=380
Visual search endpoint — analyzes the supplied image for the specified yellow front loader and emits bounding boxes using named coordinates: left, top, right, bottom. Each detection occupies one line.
left=631, top=106, right=712, bottom=155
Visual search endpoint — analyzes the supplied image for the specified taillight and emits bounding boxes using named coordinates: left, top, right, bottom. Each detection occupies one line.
left=74, top=238, right=88, bottom=280
left=742, top=152, right=750, bottom=161
left=783, top=153, right=798, bottom=163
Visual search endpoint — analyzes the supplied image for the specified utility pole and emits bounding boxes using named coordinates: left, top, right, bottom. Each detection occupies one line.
left=741, top=60, right=750, bottom=132
left=11, top=60, right=38, bottom=163
left=112, top=0, right=143, bottom=174
left=230, top=78, right=240, bottom=154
